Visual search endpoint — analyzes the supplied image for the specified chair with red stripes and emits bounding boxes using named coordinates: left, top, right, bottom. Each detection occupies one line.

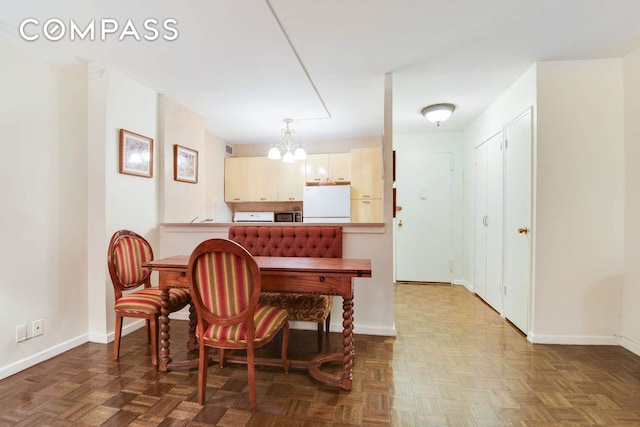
left=107, top=229, right=190, bottom=369
left=187, top=238, right=290, bottom=411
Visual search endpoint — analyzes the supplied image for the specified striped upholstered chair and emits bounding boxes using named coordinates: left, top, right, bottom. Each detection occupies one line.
left=107, top=230, right=190, bottom=369
left=187, top=238, right=290, bottom=411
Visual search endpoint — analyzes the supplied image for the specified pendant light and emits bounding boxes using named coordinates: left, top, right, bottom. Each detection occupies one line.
left=268, top=118, right=306, bottom=162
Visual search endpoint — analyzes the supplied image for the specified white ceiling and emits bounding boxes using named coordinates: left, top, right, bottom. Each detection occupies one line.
left=2, top=0, right=640, bottom=144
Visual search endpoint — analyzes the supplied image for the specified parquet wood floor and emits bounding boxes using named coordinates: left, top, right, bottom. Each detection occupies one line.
left=2, top=283, right=640, bottom=426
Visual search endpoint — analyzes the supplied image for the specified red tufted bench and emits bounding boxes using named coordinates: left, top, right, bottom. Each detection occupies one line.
left=228, top=226, right=342, bottom=352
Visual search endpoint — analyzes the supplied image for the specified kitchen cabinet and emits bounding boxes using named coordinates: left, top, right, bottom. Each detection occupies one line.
left=249, top=157, right=278, bottom=201
left=328, top=153, right=351, bottom=183
left=277, top=160, right=305, bottom=201
left=351, top=198, right=383, bottom=223
left=224, top=157, right=277, bottom=202
left=224, top=157, right=250, bottom=202
left=350, top=147, right=383, bottom=222
left=305, top=153, right=351, bottom=184
left=350, top=147, right=382, bottom=199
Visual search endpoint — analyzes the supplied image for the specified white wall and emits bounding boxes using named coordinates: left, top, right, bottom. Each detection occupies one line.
left=533, top=59, right=624, bottom=343
left=204, top=132, right=232, bottom=222
left=622, top=48, right=640, bottom=354
left=159, top=96, right=207, bottom=223
left=393, top=132, right=465, bottom=285
left=87, top=67, right=160, bottom=343
left=0, top=41, right=89, bottom=378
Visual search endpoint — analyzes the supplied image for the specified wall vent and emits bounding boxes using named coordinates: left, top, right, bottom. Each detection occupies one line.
left=225, top=144, right=234, bottom=156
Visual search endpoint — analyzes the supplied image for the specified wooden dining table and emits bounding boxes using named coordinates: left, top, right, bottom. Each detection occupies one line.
left=143, top=255, right=372, bottom=391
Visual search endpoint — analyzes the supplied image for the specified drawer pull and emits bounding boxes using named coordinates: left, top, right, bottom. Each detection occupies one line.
left=319, top=276, right=325, bottom=282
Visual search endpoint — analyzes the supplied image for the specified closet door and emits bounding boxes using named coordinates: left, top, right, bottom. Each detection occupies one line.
left=504, top=109, right=533, bottom=334
left=474, top=143, right=488, bottom=299
left=485, top=133, right=503, bottom=312
left=474, top=132, right=503, bottom=313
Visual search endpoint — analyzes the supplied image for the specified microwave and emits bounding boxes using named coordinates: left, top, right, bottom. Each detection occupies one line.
left=274, top=211, right=303, bottom=223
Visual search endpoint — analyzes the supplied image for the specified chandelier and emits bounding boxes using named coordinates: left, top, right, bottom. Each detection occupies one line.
left=267, top=118, right=306, bottom=163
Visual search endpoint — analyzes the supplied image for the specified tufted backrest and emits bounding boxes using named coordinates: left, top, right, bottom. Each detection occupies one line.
left=228, top=226, right=342, bottom=258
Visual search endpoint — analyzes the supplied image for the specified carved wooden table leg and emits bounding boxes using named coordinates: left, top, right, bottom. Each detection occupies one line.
left=187, top=303, right=197, bottom=351
left=159, top=285, right=172, bottom=372
left=341, top=296, right=354, bottom=390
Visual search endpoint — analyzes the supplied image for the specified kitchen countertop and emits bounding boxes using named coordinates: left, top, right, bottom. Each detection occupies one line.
left=161, top=222, right=385, bottom=228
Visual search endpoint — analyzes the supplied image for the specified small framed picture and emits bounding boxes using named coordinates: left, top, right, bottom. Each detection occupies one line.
left=119, top=129, right=153, bottom=178
left=174, top=145, right=198, bottom=183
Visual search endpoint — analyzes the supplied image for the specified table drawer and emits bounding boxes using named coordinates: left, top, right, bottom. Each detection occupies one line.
left=161, top=270, right=188, bottom=288
left=261, top=273, right=348, bottom=296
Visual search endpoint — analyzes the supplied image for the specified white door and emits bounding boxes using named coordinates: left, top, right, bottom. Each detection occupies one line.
left=485, top=133, right=504, bottom=311
left=504, top=109, right=533, bottom=333
left=396, top=152, right=452, bottom=282
left=474, top=132, right=503, bottom=312
left=474, top=143, right=488, bottom=299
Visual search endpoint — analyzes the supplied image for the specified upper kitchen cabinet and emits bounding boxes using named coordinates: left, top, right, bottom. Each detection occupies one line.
left=277, top=160, right=305, bottom=201
left=350, top=147, right=383, bottom=199
left=305, top=154, right=328, bottom=183
left=224, top=157, right=277, bottom=202
left=250, top=157, right=278, bottom=201
left=305, top=153, right=351, bottom=184
left=224, top=157, right=250, bottom=202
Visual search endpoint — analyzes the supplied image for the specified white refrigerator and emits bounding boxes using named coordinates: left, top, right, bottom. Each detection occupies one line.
left=303, top=185, right=351, bottom=223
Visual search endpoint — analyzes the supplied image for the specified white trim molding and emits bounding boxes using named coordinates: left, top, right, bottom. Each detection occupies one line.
left=0, top=334, right=89, bottom=380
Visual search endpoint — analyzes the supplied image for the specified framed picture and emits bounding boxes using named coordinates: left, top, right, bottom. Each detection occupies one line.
left=174, top=145, right=198, bottom=183
left=119, top=129, right=153, bottom=178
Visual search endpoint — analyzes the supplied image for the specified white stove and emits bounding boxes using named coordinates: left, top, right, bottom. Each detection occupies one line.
left=233, top=212, right=275, bottom=223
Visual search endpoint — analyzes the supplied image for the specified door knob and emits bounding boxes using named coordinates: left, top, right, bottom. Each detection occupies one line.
left=518, top=227, right=529, bottom=234
left=398, top=220, right=403, bottom=227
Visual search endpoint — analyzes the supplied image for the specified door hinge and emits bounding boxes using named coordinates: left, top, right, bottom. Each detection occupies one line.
left=504, top=139, right=508, bottom=149
left=449, top=259, right=454, bottom=272
left=503, top=285, right=507, bottom=296
left=450, top=159, right=455, bottom=171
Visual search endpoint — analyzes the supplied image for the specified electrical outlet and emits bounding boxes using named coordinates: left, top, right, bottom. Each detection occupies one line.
left=16, top=324, right=27, bottom=342
left=32, top=319, right=44, bottom=337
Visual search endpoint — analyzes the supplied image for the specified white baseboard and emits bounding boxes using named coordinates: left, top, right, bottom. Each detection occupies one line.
left=341, top=322, right=397, bottom=337
left=171, top=311, right=191, bottom=321
left=454, top=279, right=474, bottom=293
left=172, top=311, right=397, bottom=336
left=89, top=319, right=146, bottom=344
left=284, top=320, right=396, bottom=336
left=527, top=333, right=620, bottom=346
left=619, top=336, right=640, bottom=357
left=0, top=334, right=89, bottom=380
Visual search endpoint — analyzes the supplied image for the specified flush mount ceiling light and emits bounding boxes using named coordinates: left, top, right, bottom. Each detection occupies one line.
left=421, top=103, right=456, bottom=126
left=267, top=118, right=306, bottom=163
